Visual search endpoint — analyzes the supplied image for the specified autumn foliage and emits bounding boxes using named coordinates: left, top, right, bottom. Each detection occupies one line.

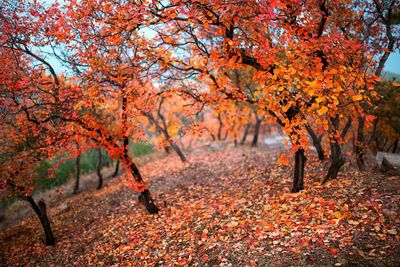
left=0, top=0, right=399, bottom=264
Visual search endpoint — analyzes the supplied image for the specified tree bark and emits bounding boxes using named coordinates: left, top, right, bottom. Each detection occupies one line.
left=217, top=113, right=223, bottom=141
left=96, top=149, right=103, bottom=189
left=393, top=139, right=398, bottom=153
left=169, top=141, right=187, bottom=162
left=305, top=125, right=325, bottom=160
left=355, top=117, right=365, bottom=170
left=292, top=149, right=306, bottom=192
left=129, top=163, right=159, bottom=214
left=26, top=196, right=55, bottom=245
left=73, top=152, right=81, bottom=194
left=323, top=116, right=346, bottom=183
left=144, top=111, right=187, bottom=162
left=223, top=128, right=229, bottom=141
left=322, top=141, right=345, bottom=184
left=251, top=117, right=262, bottom=147
left=233, top=130, right=238, bottom=147
left=112, top=160, right=120, bottom=178
left=240, top=123, right=251, bottom=145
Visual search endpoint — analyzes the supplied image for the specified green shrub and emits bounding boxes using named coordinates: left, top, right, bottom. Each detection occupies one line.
left=130, top=141, right=154, bottom=157
left=0, top=144, right=154, bottom=208
left=33, top=148, right=113, bottom=192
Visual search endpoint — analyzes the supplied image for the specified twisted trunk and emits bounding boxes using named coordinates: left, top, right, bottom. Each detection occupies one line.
left=26, top=196, right=55, bottom=246
left=323, top=116, right=348, bottom=183
left=130, top=163, right=159, bottom=214
left=322, top=141, right=345, bottom=184
left=305, top=125, right=325, bottom=160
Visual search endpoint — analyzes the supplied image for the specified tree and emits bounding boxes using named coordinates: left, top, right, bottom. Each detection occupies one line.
left=0, top=46, right=60, bottom=245
left=143, top=95, right=188, bottom=163
left=369, top=81, right=400, bottom=153
left=354, top=0, right=399, bottom=169
left=47, top=0, right=164, bottom=213
left=150, top=0, right=380, bottom=192
left=1, top=0, right=160, bottom=213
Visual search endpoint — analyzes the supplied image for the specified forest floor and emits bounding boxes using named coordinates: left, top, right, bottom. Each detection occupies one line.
left=0, top=144, right=399, bottom=266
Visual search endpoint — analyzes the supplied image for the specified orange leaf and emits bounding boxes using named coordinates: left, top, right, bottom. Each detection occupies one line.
left=317, top=106, right=328, bottom=115
left=329, top=248, right=340, bottom=255
left=352, top=94, right=363, bottom=101
left=277, top=153, right=289, bottom=165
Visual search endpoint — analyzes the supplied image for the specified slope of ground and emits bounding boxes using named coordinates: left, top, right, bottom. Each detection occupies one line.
left=0, top=146, right=399, bottom=266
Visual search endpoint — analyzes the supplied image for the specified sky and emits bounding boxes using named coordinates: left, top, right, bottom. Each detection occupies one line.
left=385, top=52, right=400, bottom=74
left=46, top=50, right=400, bottom=76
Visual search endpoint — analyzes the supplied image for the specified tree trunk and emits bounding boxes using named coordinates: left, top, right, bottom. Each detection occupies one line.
left=322, top=141, right=345, bottom=184
left=73, top=152, right=81, bottom=194
left=234, top=131, right=238, bottom=147
left=323, top=115, right=346, bottom=183
left=380, top=138, right=388, bottom=151
left=210, top=131, right=216, bottom=141
left=393, top=139, right=398, bottom=153
left=26, top=196, right=55, bottom=246
left=223, top=128, right=229, bottom=141
left=240, top=123, right=251, bottom=145
left=367, top=118, right=378, bottom=145
left=217, top=114, right=223, bottom=141
left=96, top=149, right=103, bottom=189
left=112, top=160, right=120, bottom=178
left=144, top=111, right=186, bottom=162
left=292, top=149, right=306, bottom=193
left=129, top=163, right=159, bottom=214
left=305, top=125, right=325, bottom=160
left=169, top=140, right=187, bottom=162
left=251, top=118, right=262, bottom=147
left=355, top=117, right=365, bottom=170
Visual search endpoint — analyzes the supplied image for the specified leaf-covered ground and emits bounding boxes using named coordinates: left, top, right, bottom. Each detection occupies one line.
left=0, top=146, right=399, bottom=266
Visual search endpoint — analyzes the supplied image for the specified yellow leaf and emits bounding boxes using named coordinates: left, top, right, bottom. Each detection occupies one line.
left=308, top=80, right=318, bottom=87
left=317, top=106, right=328, bottom=115
left=352, top=94, right=363, bottom=101
left=392, top=82, right=400, bottom=87
left=333, top=211, right=341, bottom=219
